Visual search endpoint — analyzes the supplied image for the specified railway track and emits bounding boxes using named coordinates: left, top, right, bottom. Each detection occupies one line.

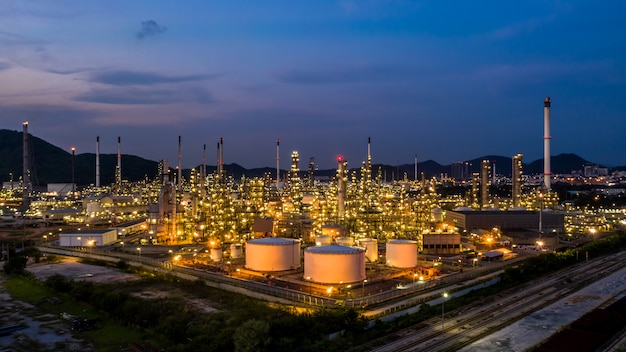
left=365, top=251, right=626, bottom=352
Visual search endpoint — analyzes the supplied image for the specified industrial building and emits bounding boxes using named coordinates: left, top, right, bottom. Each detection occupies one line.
left=59, top=229, right=117, bottom=247
left=445, top=210, right=564, bottom=233
left=422, top=232, right=461, bottom=255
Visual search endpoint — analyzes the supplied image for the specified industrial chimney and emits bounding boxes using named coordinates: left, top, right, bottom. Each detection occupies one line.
left=22, top=121, right=31, bottom=204
left=96, top=136, right=100, bottom=188
left=512, top=153, right=523, bottom=208
left=177, top=136, right=182, bottom=191
left=115, top=136, right=122, bottom=194
left=543, top=97, right=552, bottom=191
left=276, top=139, right=280, bottom=186
left=337, top=156, right=347, bottom=219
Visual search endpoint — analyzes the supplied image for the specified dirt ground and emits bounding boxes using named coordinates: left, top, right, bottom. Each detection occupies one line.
left=28, top=257, right=142, bottom=283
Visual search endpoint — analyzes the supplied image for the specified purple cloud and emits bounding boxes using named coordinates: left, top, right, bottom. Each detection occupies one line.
left=137, top=20, right=167, bottom=39
left=89, top=70, right=214, bottom=86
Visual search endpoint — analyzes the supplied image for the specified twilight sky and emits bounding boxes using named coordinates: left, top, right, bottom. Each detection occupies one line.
left=0, top=1, right=625, bottom=170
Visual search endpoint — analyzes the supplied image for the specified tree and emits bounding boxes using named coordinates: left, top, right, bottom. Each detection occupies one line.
left=3, top=256, right=27, bottom=275
left=232, top=319, right=270, bottom=352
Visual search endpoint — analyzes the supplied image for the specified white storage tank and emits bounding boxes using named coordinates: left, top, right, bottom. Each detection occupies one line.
left=431, top=207, right=444, bottom=222
left=321, top=224, right=346, bottom=237
left=358, top=238, right=378, bottom=263
left=386, top=239, right=418, bottom=268
left=210, top=247, right=223, bottom=262
left=335, top=236, right=354, bottom=247
left=245, top=237, right=300, bottom=272
left=315, top=235, right=333, bottom=246
left=304, top=245, right=365, bottom=284
left=230, top=243, right=243, bottom=259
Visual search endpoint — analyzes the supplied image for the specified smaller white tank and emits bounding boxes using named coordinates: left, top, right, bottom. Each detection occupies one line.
left=86, top=202, right=101, bottom=213
left=230, top=243, right=243, bottom=259
left=431, top=207, right=444, bottom=222
left=335, top=236, right=354, bottom=246
left=321, top=224, right=346, bottom=237
left=315, top=235, right=333, bottom=246
left=210, top=248, right=223, bottom=262
left=302, top=194, right=315, bottom=205
left=386, top=239, right=418, bottom=268
left=358, top=238, right=378, bottom=263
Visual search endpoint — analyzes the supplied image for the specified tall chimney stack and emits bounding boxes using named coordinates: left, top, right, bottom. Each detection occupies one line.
left=218, top=137, right=224, bottom=179
left=96, top=136, right=100, bottom=188
left=22, top=121, right=31, bottom=203
left=177, top=136, right=182, bottom=191
left=201, top=144, right=206, bottom=198
left=543, top=97, right=552, bottom=191
left=276, top=139, right=280, bottom=185
left=337, top=155, right=346, bottom=219
left=115, top=136, right=121, bottom=194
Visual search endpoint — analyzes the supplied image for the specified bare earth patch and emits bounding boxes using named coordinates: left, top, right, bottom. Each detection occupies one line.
left=27, top=257, right=141, bottom=283
left=130, top=289, right=219, bottom=314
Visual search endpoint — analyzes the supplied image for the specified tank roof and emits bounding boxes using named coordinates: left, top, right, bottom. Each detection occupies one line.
left=306, top=244, right=365, bottom=254
left=388, top=239, right=418, bottom=244
left=247, top=237, right=299, bottom=245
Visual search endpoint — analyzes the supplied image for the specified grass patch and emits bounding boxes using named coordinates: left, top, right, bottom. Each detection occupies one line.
left=4, top=276, right=144, bottom=351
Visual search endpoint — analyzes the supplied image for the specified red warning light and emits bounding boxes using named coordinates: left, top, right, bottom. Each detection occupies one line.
left=337, top=155, right=343, bottom=162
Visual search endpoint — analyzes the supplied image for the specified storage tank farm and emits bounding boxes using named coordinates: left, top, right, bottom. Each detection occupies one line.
left=304, top=245, right=366, bottom=284
left=245, top=237, right=301, bottom=272
left=386, top=239, right=418, bottom=268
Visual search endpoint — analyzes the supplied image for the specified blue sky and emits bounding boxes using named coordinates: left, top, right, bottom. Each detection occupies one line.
left=0, top=1, right=625, bottom=170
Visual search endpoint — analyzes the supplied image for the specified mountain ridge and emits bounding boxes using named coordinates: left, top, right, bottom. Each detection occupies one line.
left=0, top=129, right=621, bottom=187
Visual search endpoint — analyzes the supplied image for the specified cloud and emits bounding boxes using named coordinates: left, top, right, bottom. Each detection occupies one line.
left=74, top=86, right=213, bottom=105
left=89, top=70, right=213, bottom=86
left=136, top=20, right=167, bottom=40
left=0, top=62, right=11, bottom=71
left=274, top=64, right=405, bottom=84
left=480, top=15, right=555, bottom=41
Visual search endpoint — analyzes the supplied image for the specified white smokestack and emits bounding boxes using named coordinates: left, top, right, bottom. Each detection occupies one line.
left=276, top=139, right=280, bottom=185
left=96, top=136, right=100, bottom=188
left=414, top=155, right=418, bottom=181
left=543, top=97, right=552, bottom=191
left=337, top=155, right=346, bottom=218
left=177, top=136, right=182, bottom=191
left=201, top=144, right=206, bottom=198
left=22, top=121, right=31, bottom=200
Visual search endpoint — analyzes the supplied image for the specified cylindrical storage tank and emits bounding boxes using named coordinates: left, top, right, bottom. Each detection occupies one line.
left=386, top=239, right=418, bottom=268
left=245, top=237, right=300, bottom=271
left=431, top=207, right=444, bottom=222
left=210, top=248, right=223, bottom=262
left=302, top=194, right=315, bottom=206
left=321, top=224, right=347, bottom=237
left=230, top=243, right=243, bottom=259
left=335, top=236, right=354, bottom=247
left=315, top=235, right=333, bottom=246
left=86, top=202, right=101, bottom=213
left=358, top=238, right=378, bottom=263
left=304, top=245, right=365, bottom=284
